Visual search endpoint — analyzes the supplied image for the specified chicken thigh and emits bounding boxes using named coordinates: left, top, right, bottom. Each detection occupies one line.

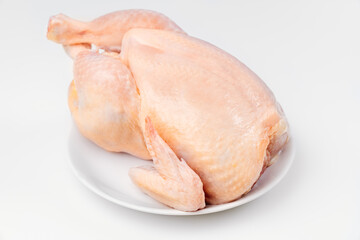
left=47, top=9, right=289, bottom=211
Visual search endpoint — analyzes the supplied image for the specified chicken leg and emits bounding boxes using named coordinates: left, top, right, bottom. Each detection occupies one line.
left=47, top=9, right=185, bottom=52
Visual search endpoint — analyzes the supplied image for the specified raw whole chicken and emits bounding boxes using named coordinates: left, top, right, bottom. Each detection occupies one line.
left=47, top=9, right=289, bottom=212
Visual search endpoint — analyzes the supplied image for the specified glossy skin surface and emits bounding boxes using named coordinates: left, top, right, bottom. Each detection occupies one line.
left=47, top=9, right=288, bottom=211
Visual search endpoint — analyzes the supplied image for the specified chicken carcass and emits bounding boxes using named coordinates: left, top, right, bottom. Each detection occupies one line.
left=47, top=9, right=289, bottom=211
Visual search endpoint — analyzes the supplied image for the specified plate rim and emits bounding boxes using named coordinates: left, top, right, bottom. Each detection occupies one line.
left=68, top=129, right=295, bottom=216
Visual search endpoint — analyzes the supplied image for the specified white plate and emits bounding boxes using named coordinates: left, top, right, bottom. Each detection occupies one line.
left=68, top=125, right=295, bottom=215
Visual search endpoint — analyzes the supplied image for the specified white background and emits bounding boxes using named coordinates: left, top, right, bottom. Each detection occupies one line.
left=1, top=0, right=359, bottom=239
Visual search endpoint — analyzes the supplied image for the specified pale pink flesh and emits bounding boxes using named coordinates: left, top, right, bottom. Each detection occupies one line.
left=47, top=9, right=289, bottom=210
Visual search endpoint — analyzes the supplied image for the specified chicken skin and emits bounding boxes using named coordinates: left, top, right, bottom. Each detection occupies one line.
left=47, top=9, right=289, bottom=211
